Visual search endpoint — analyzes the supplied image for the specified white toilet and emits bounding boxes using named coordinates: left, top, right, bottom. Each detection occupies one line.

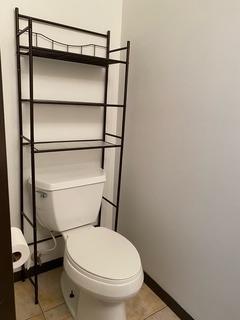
left=32, top=165, right=143, bottom=320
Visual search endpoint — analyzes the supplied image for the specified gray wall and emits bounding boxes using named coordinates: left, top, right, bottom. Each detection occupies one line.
left=119, top=1, right=240, bottom=319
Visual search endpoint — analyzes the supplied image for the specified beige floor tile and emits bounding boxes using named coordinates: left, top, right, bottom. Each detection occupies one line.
left=146, top=307, right=180, bottom=320
left=14, top=280, right=42, bottom=320
left=44, top=303, right=73, bottom=320
left=38, top=267, right=64, bottom=312
left=126, top=284, right=166, bottom=320
left=27, top=315, right=46, bottom=320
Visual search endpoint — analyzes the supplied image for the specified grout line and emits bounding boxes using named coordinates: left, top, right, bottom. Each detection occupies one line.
left=38, top=296, right=44, bottom=314
left=42, top=312, right=47, bottom=320
left=42, top=301, right=66, bottom=313
left=24, top=310, right=45, bottom=320
left=38, top=300, right=47, bottom=320
left=144, top=306, right=168, bottom=320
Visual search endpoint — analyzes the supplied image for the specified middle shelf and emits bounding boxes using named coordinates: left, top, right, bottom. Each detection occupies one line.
left=22, top=137, right=121, bottom=153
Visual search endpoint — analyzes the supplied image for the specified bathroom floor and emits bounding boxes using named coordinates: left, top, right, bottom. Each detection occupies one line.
left=14, top=267, right=179, bottom=320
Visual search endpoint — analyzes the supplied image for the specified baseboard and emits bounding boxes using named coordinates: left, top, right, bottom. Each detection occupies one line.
left=14, top=257, right=63, bottom=282
left=144, top=272, right=194, bottom=320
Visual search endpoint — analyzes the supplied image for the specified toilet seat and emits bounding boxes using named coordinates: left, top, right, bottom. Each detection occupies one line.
left=63, top=226, right=143, bottom=301
left=64, top=227, right=142, bottom=281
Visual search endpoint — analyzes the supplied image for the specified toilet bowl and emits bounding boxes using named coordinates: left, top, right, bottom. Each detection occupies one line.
left=61, top=226, right=143, bottom=319
left=31, top=165, right=143, bottom=319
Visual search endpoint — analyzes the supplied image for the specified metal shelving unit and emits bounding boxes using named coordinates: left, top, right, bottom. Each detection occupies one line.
left=15, top=8, right=130, bottom=304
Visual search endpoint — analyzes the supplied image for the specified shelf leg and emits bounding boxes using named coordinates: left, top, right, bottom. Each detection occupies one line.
left=99, top=30, right=110, bottom=227
left=15, top=7, right=26, bottom=283
left=28, top=17, right=39, bottom=304
left=115, top=41, right=130, bottom=231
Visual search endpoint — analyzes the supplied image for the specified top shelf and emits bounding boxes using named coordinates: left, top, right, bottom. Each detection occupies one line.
left=20, top=46, right=126, bottom=67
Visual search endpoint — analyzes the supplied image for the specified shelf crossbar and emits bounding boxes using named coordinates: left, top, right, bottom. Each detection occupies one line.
left=33, top=138, right=103, bottom=144
left=21, top=99, right=124, bottom=108
left=28, top=234, right=63, bottom=246
left=102, top=197, right=117, bottom=208
left=17, top=26, right=29, bottom=37
left=21, top=212, right=34, bottom=227
left=105, top=133, right=122, bottom=139
left=21, top=135, right=31, bottom=143
left=109, top=46, right=128, bottom=53
left=18, top=14, right=107, bottom=38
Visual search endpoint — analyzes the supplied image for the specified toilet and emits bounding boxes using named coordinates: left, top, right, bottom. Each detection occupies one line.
left=32, top=165, right=143, bottom=320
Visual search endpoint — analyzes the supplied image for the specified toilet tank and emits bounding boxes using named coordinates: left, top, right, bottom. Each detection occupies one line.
left=29, top=165, right=106, bottom=232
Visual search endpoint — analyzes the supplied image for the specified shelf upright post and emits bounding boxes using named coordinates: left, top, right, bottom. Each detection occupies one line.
left=99, top=31, right=110, bottom=226
left=15, top=7, right=25, bottom=281
left=28, top=17, right=39, bottom=304
left=101, top=30, right=110, bottom=168
left=114, top=41, right=130, bottom=231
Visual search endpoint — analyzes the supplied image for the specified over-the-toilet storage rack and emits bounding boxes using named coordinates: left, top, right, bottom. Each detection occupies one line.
left=15, top=8, right=130, bottom=304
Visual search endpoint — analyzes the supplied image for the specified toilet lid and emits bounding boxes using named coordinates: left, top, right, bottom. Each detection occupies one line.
left=65, top=227, right=142, bottom=280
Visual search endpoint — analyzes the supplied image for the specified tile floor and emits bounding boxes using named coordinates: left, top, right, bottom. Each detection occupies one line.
left=14, top=267, right=179, bottom=320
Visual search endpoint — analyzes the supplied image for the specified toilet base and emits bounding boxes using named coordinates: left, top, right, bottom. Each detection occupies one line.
left=61, top=270, right=79, bottom=318
left=77, top=290, right=126, bottom=320
left=61, top=270, right=126, bottom=320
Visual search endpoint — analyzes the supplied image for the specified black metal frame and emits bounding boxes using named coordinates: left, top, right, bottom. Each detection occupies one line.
left=15, top=7, right=130, bottom=304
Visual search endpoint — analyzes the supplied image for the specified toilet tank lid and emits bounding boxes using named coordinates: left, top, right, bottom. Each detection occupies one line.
left=29, top=165, right=106, bottom=191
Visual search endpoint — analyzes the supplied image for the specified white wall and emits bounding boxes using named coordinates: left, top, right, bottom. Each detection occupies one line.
left=119, top=1, right=240, bottom=320
left=0, top=0, right=123, bottom=264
